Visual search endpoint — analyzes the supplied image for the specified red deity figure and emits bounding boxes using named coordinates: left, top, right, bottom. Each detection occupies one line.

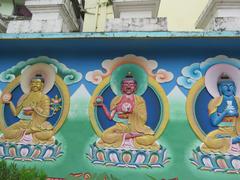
left=95, top=72, right=159, bottom=150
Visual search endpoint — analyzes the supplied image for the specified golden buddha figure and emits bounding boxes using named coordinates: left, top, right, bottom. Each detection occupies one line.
left=0, top=66, right=56, bottom=145
left=95, top=73, right=160, bottom=150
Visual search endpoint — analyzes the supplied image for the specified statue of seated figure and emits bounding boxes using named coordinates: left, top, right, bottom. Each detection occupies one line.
left=95, top=73, right=160, bottom=150
left=201, top=74, right=240, bottom=153
left=0, top=74, right=54, bottom=145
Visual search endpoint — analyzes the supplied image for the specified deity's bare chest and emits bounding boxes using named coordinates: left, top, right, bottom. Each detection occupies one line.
left=116, top=95, right=135, bottom=113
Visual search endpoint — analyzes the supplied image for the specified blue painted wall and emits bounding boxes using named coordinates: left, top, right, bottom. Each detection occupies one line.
left=0, top=37, right=240, bottom=95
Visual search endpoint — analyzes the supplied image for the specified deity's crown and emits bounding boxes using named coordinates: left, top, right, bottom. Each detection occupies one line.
left=122, top=72, right=137, bottom=84
left=126, top=72, right=133, bottom=78
left=217, top=73, right=231, bottom=84
left=32, top=74, right=45, bottom=83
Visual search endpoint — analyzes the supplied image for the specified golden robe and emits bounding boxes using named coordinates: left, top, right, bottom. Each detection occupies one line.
left=200, top=96, right=240, bottom=153
left=97, top=95, right=160, bottom=150
left=1, top=91, right=54, bottom=144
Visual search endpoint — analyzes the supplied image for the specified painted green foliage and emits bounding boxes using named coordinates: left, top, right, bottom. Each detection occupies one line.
left=0, top=160, right=47, bottom=180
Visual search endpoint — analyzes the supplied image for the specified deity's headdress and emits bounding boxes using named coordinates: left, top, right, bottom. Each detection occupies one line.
left=32, top=74, right=45, bottom=83
left=205, top=64, right=240, bottom=97
left=110, top=64, right=148, bottom=96
left=20, top=63, right=56, bottom=94
left=121, top=72, right=137, bottom=85
left=217, top=73, right=231, bottom=85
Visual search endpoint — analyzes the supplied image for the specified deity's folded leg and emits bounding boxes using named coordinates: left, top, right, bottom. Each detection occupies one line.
left=134, top=135, right=160, bottom=150
left=0, top=120, right=28, bottom=142
left=30, top=121, right=54, bottom=144
left=32, top=130, right=55, bottom=145
left=97, top=123, right=128, bottom=148
left=200, top=127, right=237, bottom=153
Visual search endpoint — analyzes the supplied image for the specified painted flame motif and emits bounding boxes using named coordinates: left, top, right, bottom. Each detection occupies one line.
left=86, top=55, right=174, bottom=84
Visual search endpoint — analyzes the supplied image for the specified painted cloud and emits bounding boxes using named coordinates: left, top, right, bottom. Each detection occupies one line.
left=0, top=56, right=82, bottom=85
left=177, top=55, right=240, bottom=89
left=86, top=54, right=174, bottom=85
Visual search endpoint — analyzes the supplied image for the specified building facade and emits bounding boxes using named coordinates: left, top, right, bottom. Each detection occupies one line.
left=1, top=0, right=240, bottom=33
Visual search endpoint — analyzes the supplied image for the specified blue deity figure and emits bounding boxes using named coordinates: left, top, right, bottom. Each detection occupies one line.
left=201, top=74, right=240, bottom=153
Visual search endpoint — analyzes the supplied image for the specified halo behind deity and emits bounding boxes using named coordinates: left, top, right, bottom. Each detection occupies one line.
left=205, top=64, right=240, bottom=98
left=20, top=63, right=56, bottom=94
left=110, top=64, right=148, bottom=96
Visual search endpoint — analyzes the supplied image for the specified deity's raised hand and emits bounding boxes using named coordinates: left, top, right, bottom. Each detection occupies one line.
left=1, top=92, right=12, bottom=104
left=94, top=96, right=104, bottom=107
left=224, top=105, right=239, bottom=117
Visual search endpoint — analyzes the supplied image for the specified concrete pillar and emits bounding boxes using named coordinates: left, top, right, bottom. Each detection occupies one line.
left=106, top=0, right=168, bottom=32
left=196, top=0, right=240, bottom=31
left=0, top=19, right=7, bottom=33
left=112, top=0, right=161, bottom=18
left=7, top=0, right=80, bottom=33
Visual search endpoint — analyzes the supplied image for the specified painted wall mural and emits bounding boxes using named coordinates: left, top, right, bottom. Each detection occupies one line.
left=179, top=56, right=240, bottom=174
left=87, top=55, right=171, bottom=168
left=0, top=38, right=239, bottom=180
left=0, top=57, right=81, bottom=161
